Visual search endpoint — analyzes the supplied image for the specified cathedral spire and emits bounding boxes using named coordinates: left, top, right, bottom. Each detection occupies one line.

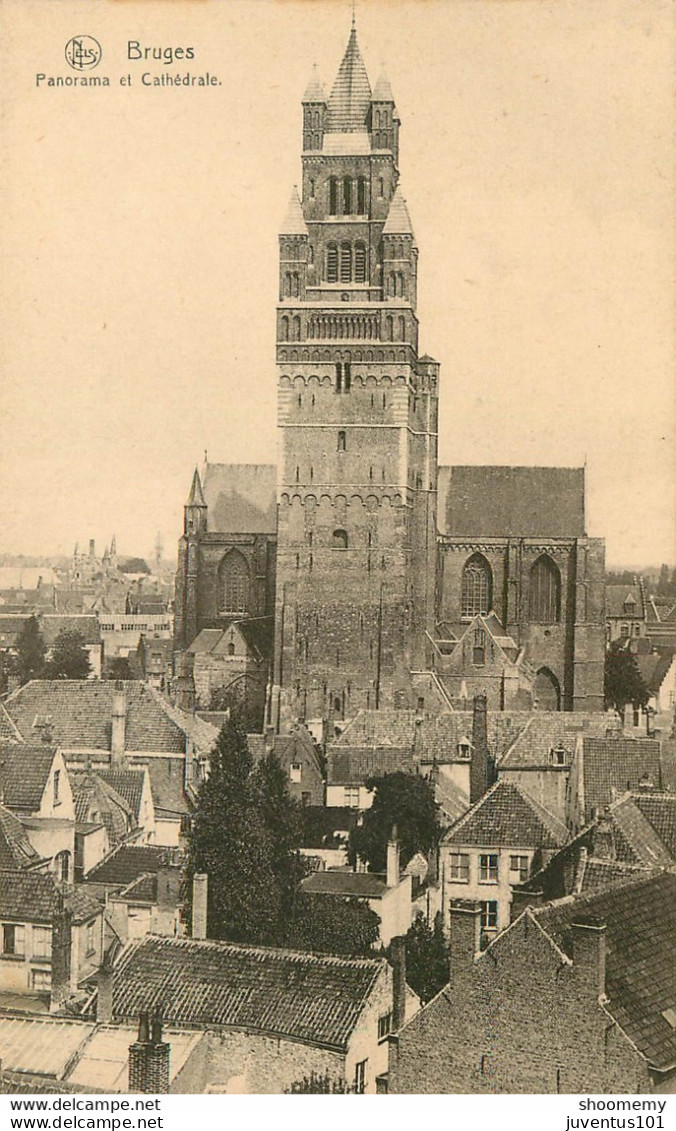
left=326, top=20, right=372, bottom=133
left=280, top=186, right=308, bottom=235
left=186, top=467, right=206, bottom=508
left=302, top=65, right=326, bottom=104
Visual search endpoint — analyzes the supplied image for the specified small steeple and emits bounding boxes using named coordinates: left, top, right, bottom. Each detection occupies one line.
left=326, top=20, right=372, bottom=132
left=186, top=467, right=206, bottom=508
left=185, top=468, right=207, bottom=538
left=302, top=65, right=326, bottom=104
left=280, top=187, right=308, bottom=236
left=109, top=533, right=117, bottom=556
left=383, top=185, right=415, bottom=237
left=373, top=69, right=394, bottom=102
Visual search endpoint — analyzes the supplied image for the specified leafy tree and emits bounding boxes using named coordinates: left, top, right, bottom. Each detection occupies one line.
left=188, top=718, right=282, bottom=944
left=106, top=656, right=134, bottom=681
left=12, top=616, right=46, bottom=684
left=349, top=772, right=441, bottom=873
left=397, top=912, right=449, bottom=1006
left=604, top=643, right=649, bottom=717
left=250, top=752, right=307, bottom=912
left=284, top=894, right=380, bottom=956
left=285, top=1072, right=352, bottom=1094
left=209, top=678, right=265, bottom=733
left=45, top=629, right=91, bottom=680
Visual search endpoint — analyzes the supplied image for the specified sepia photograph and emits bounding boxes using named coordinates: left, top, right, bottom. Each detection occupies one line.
left=0, top=0, right=674, bottom=1103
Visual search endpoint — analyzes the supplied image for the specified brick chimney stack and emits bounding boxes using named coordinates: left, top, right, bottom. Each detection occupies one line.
left=111, top=682, right=127, bottom=767
left=470, top=693, right=493, bottom=805
left=128, top=1012, right=170, bottom=1094
left=49, top=894, right=73, bottom=1012
left=449, top=899, right=482, bottom=986
left=386, top=826, right=400, bottom=889
left=390, top=935, right=407, bottom=1031
left=192, top=873, right=208, bottom=939
left=571, top=916, right=607, bottom=1001
left=96, top=957, right=114, bottom=1024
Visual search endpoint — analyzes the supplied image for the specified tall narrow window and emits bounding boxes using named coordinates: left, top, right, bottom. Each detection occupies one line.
left=329, top=177, right=338, bottom=215
left=354, top=242, right=367, bottom=283
left=327, top=243, right=338, bottom=283
left=378, top=177, right=385, bottom=198
left=357, top=177, right=366, bottom=215
left=343, top=177, right=352, bottom=214
left=340, top=242, right=352, bottom=283
left=529, top=555, right=561, bottom=623
left=398, top=315, right=406, bottom=340
left=219, top=550, right=250, bottom=614
left=344, top=362, right=351, bottom=391
left=461, top=554, right=492, bottom=619
left=473, top=629, right=486, bottom=666
left=335, top=362, right=342, bottom=393
left=280, top=316, right=289, bottom=341
left=385, top=315, right=393, bottom=340
left=292, top=315, right=301, bottom=341
left=309, top=178, right=315, bottom=198
left=337, top=430, right=346, bottom=451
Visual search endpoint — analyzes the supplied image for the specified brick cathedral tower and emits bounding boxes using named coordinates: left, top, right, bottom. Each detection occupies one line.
left=270, top=21, right=440, bottom=732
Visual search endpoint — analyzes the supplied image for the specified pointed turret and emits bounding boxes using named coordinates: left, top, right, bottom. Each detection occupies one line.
left=302, top=64, right=327, bottom=152
left=326, top=22, right=372, bottom=133
left=383, top=185, right=415, bottom=237
left=186, top=467, right=206, bottom=508
left=280, top=187, right=308, bottom=236
left=302, top=65, right=326, bottom=104
left=372, top=70, right=394, bottom=102
left=109, top=533, right=117, bottom=556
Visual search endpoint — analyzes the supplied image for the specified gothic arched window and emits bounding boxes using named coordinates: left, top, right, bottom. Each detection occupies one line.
left=461, top=554, right=492, bottom=619
left=385, top=315, right=394, bottom=340
left=529, top=554, right=561, bottom=623
left=280, top=316, right=289, bottom=342
left=327, top=243, right=338, bottom=283
left=354, top=242, right=367, bottom=283
left=219, top=550, right=250, bottom=614
left=340, top=242, right=352, bottom=283
left=292, top=315, right=301, bottom=341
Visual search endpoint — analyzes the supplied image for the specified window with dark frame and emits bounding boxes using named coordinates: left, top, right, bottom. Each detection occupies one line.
left=479, top=853, right=498, bottom=882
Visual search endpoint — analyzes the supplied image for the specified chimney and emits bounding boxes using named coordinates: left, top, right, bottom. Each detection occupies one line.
left=128, top=1012, right=170, bottom=1094
left=89, top=539, right=96, bottom=559
left=470, top=693, right=493, bottom=804
left=49, top=896, right=73, bottom=1011
left=571, top=916, right=607, bottom=1001
left=192, top=873, right=208, bottom=939
left=111, top=682, right=127, bottom=767
left=386, top=826, right=400, bottom=888
left=390, top=935, right=407, bottom=1030
left=449, top=899, right=482, bottom=984
left=96, top=958, right=114, bottom=1023
left=157, top=859, right=182, bottom=912
left=591, top=809, right=616, bottom=861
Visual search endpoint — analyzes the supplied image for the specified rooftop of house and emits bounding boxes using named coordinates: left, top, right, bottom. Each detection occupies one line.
left=300, top=870, right=390, bottom=899
left=334, top=707, right=532, bottom=766
left=0, top=870, right=102, bottom=925
left=188, top=618, right=274, bottom=663
left=200, top=462, right=277, bottom=535
left=499, top=712, right=621, bottom=770
left=97, top=769, right=146, bottom=822
left=0, top=744, right=57, bottom=813
left=631, top=790, right=676, bottom=858
left=82, top=844, right=177, bottom=888
left=606, top=584, right=645, bottom=619
left=72, top=772, right=136, bottom=847
left=532, top=870, right=676, bottom=1071
left=4, top=681, right=192, bottom=755
left=39, top=615, right=101, bottom=647
left=100, top=934, right=387, bottom=1051
left=437, top=465, right=586, bottom=539
left=580, top=737, right=664, bottom=816
left=0, top=804, right=44, bottom=870
left=635, top=651, right=675, bottom=695
left=0, top=703, right=25, bottom=744
left=443, top=779, right=568, bottom=849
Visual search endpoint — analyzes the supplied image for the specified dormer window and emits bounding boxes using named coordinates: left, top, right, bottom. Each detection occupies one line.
left=551, top=743, right=566, bottom=766
left=457, top=738, right=472, bottom=761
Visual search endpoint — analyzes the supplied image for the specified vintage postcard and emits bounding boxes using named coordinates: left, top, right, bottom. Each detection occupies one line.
left=0, top=0, right=674, bottom=1105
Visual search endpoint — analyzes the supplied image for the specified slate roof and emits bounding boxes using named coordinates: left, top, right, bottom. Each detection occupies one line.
left=97, top=770, right=146, bottom=821
left=72, top=772, right=135, bottom=846
left=234, top=617, right=274, bottom=662
left=0, top=745, right=56, bottom=813
left=0, top=703, right=24, bottom=744
left=280, top=187, right=308, bottom=235
left=186, top=467, right=206, bottom=507
left=606, top=585, right=645, bottom=619
left=326, top=25, right=372, bottom=133
left=631, top=791, right=676, bottom=857
left=0, top=871, right=101, bottom=924
left=135, top=756, right=189, bottom=817
left=0, top=804, right=43, bottom=869
left=116, top=873, right=157, bottom=903
left=580, top=859, right=654, bottom=894
left=383, top=187, right=415, bottom=237
left=580, top=737, right=663, bottom=817
left=83, top=844, right=169, bottom=888
left=105, top=934, right=385, bottom=1050
left=443, top=779, right=568, bottom=849
left=437, top=465, right=586, bottom=538
left=500, top=712, right=621, bottom=769
left=4, top=681, right=187, bottom=754
left=300, top=871, right=389, bottom=898
left=201, top=463, right=277, bottom=534
left=533, top=870, right=676, bottom=1070
left=40, top=616, right=100, bottom=647
left=372, top=70, right=394, bottom=101
left=327, top=744, right=416, bottom=785
left=302, top=65, right=326, bottom=103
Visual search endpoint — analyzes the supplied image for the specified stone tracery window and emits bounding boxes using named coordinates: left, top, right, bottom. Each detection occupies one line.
left=461, top=554, right=492, bottom=619
left=529, top=554, right=561, bottom=623
left=219, top=550, right=250, bottom=614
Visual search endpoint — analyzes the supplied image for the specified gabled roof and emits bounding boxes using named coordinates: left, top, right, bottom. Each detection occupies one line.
left=97, top=769, right=146, bottom=822
left=280, top=187, right=308, bottom=236
left=383, top=186, right=415, bottom=237
left=580, top=737, right=663, bottom=816
left=0, top=702, right=24, bottom=744
left=201, top=463, right=277, bottom=535
left=302, top=65, right=326, bottom=103
left=500, top=712, right=620, bottom=769
left=606, top=584, right=644, bottom=619
left=82, top=844, right=171, bottom=888
left=0, top=804, right=43, bottom=869
left=105, top=934, right=386, bottom=1051
left=4, top=681, right=188, bottom=755
left=636, top=650, right=675, bottom=695
left=532, top=871, right=676, bottom=1070
left=437, top=465, right=586, bottom=539
left=0, top=870, right=101, bottom=924
left=72, top=771, right=135, bottom=847
left=631, top=790, right=676, bottom=857
left=449, top=612, right=520, bottom=665
left=443, top=779, right=568, bottom=849
left=326, top=25, right=372, bottom=133
left=0, top=744, right=56, bottom=813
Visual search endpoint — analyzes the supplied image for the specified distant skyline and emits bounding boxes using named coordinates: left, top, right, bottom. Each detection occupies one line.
left=1, top=0, right=674, bottom=568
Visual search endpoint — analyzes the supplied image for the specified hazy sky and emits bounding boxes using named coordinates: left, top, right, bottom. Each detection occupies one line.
left=1, top=0, right=674, bottom=567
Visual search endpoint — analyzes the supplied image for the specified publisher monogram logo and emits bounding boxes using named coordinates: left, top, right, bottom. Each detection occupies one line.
left=64, top=36, right=102, bottom=71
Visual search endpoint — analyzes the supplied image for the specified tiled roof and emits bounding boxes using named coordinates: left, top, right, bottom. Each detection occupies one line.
left=631, top=791, right=676, bottom=857
left=533, top=870, right=676, bottom=1070
left=132, top=756, right=189, bottom=817
left=581, top=737, right=663, bottom=817
left=500, top=712, right=621, bottom=769
left=636, top=651, right=674, bottom=694
left=609, top=794, right=674, bottom=868
left=201, top=463, right=277, bottom=534
left=336, top=708, right=530, bottom=766
left=97, top=769, right=145, bottom=821
left=606, top=585, right=644, bottom=619
left=280, top=187, right=308, bottom=235
left=230, top=617, right=274, bottom=662
left=0, top=871, right=100, bottom=924
left=327, top=744, right=416, bottom=785
left=326, top=26, right=372, bottom=133
left=5, top=681, right=187, bottom=754
left=0, top=744, right=55, bottom=812
left=383, top=187, right=415, bottom=237
left=106, top=934, right=385, bottom=1050
left=437, top=465, right=586, bottom=538
left=580, top=859, right=654, bottom=894
left=0, top=703, right=24, bottom=744
left=116, top=873, right=157, bottom=903
left=300, top=871, right=389, bottom=898
left=443, top=779, right=568, bottom=848
left=72, top=771, right=135, bottom=846
left=83, top=844, right=168, bottom=887
left=40, top=615, right=100, bottom=646
left=0, top=804, right=42, bottom=869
